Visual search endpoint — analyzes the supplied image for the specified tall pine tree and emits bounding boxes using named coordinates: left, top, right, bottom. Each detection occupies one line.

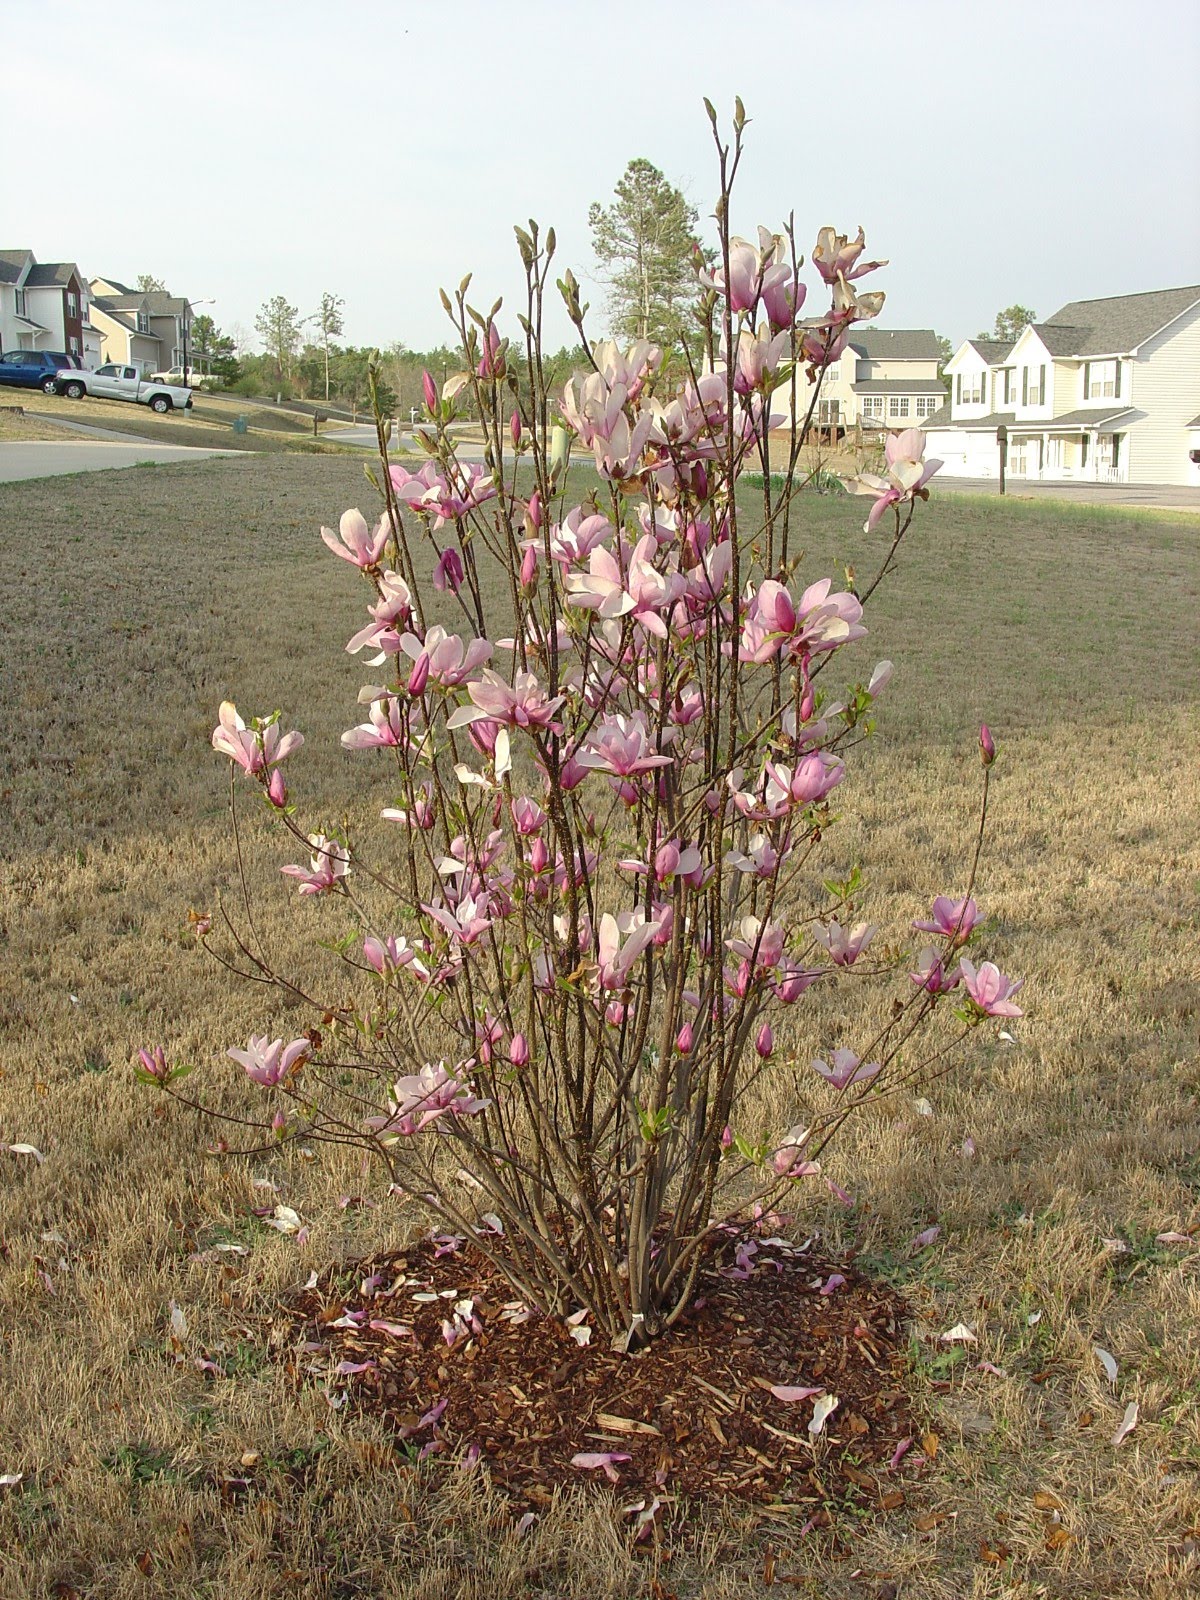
left=588, top=159, right=701, bottom=351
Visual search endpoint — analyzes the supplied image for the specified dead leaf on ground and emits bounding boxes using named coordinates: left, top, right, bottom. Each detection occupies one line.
left=1033, top=1490, right=1065, bottom=1512
left=915, top=1511, right=948, bottom=1531
left=1045, top=1526, right=1075, bottom=1550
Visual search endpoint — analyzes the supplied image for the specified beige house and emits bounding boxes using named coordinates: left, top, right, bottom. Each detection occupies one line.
left=89, top=277, right=193, bottom=375
left=771, top=328, right=947, bottom=434
left=926, top=286, right=1200, bottom=487
left=0, top=250, right=103, bottom=364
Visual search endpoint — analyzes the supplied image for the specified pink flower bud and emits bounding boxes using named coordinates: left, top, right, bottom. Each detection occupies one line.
left=266, top=768, right=288, bottom=808
left=528, top=836, right=549, bottom=875
left=271, top=1110, right=288, bottom=1136
left=509, top=1033, right=529, bottom=1067
left=527, top=489, right=542, bottom=529
left=720, top=1124, right=733, bottom=1149
left=979, top=723, right=996, bottom=767
left=675, top=1022, right=694, bottom=1056
left=605, top=1001, right=626, bottom=1027
left=755, top=1023, right=774, bottom=1058
left=422, top=370, right=438, bottom=414
left=136, top=1045, right=171, bottom=1084
left=519, top=544, right=537, bottom=589
left=407, top=651, right=430, bottom=697
left=510, top=411, right=522, bottom=448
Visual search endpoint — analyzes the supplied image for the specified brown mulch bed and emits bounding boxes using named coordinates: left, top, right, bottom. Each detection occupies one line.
left=282, top=1224, right=918, bottom=1526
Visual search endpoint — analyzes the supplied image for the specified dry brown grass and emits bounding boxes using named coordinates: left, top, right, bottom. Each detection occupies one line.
left=6, top=388, right=349, bottom=454
left=0, top=406, right=71, bottom=442
left=1, top=456, right=1197, bottom=1597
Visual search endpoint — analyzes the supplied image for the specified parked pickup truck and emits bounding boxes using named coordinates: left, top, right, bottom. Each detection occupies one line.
left=54, top=363, right=194, bottom=413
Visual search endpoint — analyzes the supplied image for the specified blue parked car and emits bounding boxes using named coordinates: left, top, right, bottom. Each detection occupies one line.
left=0, top=349, right=83, bottom=394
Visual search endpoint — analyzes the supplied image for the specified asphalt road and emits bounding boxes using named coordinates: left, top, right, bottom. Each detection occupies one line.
left=0, top=439, right=237, bottom=483
left=936, top=476, right=1200, bottom=510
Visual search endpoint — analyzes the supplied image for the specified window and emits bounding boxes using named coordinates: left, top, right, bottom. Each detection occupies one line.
left=69, top=336, right=80, bottom=355
left=957, top=372, right=985, bottom=405
left=1080, top=433, right=1089, bottom=468
left=1085, top=359, right=1121, bottom=399
left=136, top=311, right=149, bottom=332
left=916, top=395, right=939, bottom=418
left=15, top=289, right=26, bottom=316
left=861, top=395, right=884, bottom=419
left=96, top=365, right=117, bottom=377
left=1022, top=365, right=1046, bottom=407
left=888, top=396, right=910, bottom=418
left=67, top=292, right=78, bottom=316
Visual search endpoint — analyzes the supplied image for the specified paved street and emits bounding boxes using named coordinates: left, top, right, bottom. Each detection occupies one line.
left=0, top=439, right=237, bottom=483
left=937, top=476, right=1200, bottom=511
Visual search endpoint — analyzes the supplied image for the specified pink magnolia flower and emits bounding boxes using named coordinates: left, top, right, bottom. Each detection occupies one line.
left=538, top=507, right=613, bottom=566
left=596, top=911, right=662, bottom=991
left=732, top=328, right=789, bottom=396
left=509, top=1033, right=530, bottom=1068
left=341, top=696, right=403, bottom=750
left=563, top=543, right=636, bottom=623
left=811, top=226, right=887, bottom=285
left=773, top=958, right=821, bottom=1004
left=913, top=895, right=980, bottom=945
left=578, top=712, right=673, bottom=780
left=228, top=1034, right=309, bottom=1087
left=849, top=429, right=943, bottom=533
left=212, top=702, right=303, bottom=776
left=424, top=891, right=496, bottom=947
left=366, top=1060, right=489, bottom=1137
left=739, top=577, right=866, bottom=663
left=755, top=1024, right=774, bottom=1059
left=380, top=781, right=435, bottom=829
left=447, top=669, right=565, bottom=732
left=811, top=1049, right=881, bottom=1091
left=321, top=507, right=390, bottom=568
left=909, top=947, right=960, bottom=994
left=281, top=833, right=350, bottom=894
left=811, top=917, right=875, bottom=966
left=979, top=723, right=996, bottom=766
left=960, top=959, right=1024, bottom=1018
left=344, top=572, right=414, bottom=659
left=727, top=915, right=786, bottom=972
left=771, top=1124, right=821, bottom=1179
left=398, top=626, right=491, bottom=688
left=363, top=934, right=423, bottom=977
left=762, top=753, right=845, bottom=810
left=725, top=831, right=780, bottom=879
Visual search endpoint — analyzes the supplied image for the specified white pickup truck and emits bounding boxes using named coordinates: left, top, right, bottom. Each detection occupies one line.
left=54, top=364, right=194, bottom=413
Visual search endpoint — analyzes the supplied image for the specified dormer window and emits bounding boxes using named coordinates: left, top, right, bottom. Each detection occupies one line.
left=956, top=373, right=985, bottom=404
left=136, top=311, right=150, bottom=333
left=1022, top=365, right=1046, bottom=407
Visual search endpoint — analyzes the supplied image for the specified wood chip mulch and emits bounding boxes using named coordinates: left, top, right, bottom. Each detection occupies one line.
left=282, top=1223, right=917, bottom=1525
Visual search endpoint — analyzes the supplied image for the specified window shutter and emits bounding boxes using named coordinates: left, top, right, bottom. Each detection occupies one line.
left=1040, top=366, right=1046, bottom=405
left=1114, top=360, right=1121, bottom=398
left=956, top=374, right=961, bottom=404
left=1084, top=362, right=1091, bottom=399
left=1022, top=368, right=1028, bottom=405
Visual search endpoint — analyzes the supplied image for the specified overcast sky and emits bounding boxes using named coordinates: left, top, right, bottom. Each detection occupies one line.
left=5, top=0, right=1199, bottom=355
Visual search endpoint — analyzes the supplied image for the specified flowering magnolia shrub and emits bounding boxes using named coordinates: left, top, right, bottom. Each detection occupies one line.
left=147, top=106, right=1021, bottom=1348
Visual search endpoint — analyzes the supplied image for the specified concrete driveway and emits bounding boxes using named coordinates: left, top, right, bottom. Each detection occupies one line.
left=0, top=439, right=237, bottom=483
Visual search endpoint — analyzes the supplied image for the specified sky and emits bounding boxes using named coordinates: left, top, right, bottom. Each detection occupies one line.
left=4, top=0, right=1199, bottom=356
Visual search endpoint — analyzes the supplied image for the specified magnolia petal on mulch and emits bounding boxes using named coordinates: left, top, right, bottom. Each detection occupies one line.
left=282, top=1230, right=918, bottom=1514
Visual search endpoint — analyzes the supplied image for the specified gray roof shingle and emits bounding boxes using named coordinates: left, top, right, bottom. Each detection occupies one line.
left=846, top=328, right=944, bottom=361
left=24, top=262, right=79, bottom=287
left=920, top=403, right=953, bottom=428
left=966, top=338, right=1014, bottom=364
left=1040, top=286, right=1200, bottom=356
left=0, top=250, right=32, bottom=284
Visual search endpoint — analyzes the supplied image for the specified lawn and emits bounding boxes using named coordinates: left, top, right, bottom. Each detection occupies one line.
left=0, top=455, right=1197, bottom=1598
left=2, top=386, right=353, bottom=454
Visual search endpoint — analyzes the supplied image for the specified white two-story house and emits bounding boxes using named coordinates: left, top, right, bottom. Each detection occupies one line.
left=771, top=328, right=947, bottom=435
left=925, top=285, right=1200, bottom=487
left=0, top=250, right=104, bottom=365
